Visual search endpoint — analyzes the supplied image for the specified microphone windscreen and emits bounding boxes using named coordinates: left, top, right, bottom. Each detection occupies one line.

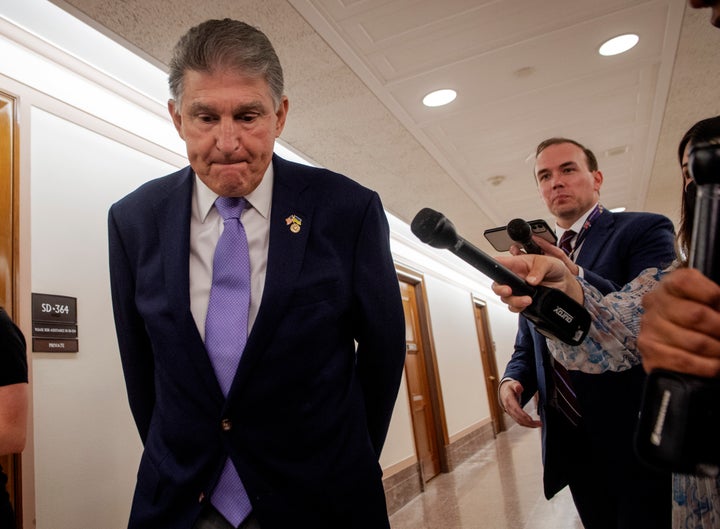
left=410, top=208, right=457, bottom=249
left=506, top=218, right=532, bottom=242
left=411, top=208, right=444, bottom=243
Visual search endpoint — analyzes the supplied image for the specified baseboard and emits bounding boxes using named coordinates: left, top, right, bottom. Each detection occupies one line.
left=383, top=460, right=423, bottom=515
left=382, top=420, right=496, bottom=514
left=445, top=420, right=496, bottom=471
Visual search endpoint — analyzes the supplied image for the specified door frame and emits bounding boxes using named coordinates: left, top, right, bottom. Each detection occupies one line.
left=0, top=89, right=23, bottom=526
left=472, top=297, right=506, bottom=435
left=396, top=264, right=449, bottom=474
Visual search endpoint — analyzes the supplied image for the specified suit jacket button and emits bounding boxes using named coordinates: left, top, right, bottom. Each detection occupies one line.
left=221, top=418, right=233, bottom=431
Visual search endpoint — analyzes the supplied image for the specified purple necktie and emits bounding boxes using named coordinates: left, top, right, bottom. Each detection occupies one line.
left=558, top=229, right=576, bottom=256
left=205, top=196, right=252, bottom=526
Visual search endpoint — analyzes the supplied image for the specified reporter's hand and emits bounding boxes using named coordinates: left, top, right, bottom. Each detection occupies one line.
left=509, top=236, right=580, bottom=275
left=532, top=236, right=580, bottom=275
left=499, top=379, right=541, bottom=428
left=639, top=268, right=720, bottom=378
left=491, top=254, right=584, bottom=313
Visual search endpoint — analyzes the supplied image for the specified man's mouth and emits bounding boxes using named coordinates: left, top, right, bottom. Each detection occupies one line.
left=213, top=159, right=247, bottom=165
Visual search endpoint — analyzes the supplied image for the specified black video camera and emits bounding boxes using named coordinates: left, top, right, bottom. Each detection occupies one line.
left=636, top=369, right=720, bottom=475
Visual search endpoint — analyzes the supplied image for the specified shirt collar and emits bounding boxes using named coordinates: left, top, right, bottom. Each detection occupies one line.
left=194, top=163, right=274, bottom=222
left=555, top=202, right=599, bottom=239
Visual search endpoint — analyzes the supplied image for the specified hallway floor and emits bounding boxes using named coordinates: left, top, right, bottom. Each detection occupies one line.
left=389, top=425, right=583, bottom=529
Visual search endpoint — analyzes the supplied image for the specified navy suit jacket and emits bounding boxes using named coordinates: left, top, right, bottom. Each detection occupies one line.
left=502, top=208, right=676, bottom=498
left=108, top=155, right=406, bottom=529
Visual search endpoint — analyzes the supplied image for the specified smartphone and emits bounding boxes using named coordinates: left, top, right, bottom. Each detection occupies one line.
left=483, top=219, right=557, bottom=252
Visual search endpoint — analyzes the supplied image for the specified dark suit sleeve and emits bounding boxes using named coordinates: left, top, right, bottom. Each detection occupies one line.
left=582, top=214, right=676, bottom=294
left=108, top=206, right=156, bottom=443
left=352, top=193, right=406, bottom=456
left=502, top=316, right=539, bottom=407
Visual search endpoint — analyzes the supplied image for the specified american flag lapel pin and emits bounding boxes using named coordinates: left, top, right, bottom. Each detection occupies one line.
left=285, top=214, right=302, bottom=234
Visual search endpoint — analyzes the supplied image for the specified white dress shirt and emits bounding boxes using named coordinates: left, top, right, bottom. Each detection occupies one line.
left=555, top=202, right=599, bottom=277
left=189, top=165, right=273, bottom=341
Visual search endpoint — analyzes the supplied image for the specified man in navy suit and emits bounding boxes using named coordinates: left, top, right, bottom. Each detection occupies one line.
left=499, top=138, right=675, bottom=528
left=108, top=19, right=406, bottom=529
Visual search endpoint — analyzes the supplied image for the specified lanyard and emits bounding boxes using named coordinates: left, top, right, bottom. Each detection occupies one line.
left=566, top=204, right=604, bottom=261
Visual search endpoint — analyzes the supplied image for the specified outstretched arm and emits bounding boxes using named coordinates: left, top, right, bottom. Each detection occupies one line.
left=0, top=383, right=27, bottom=455
left=491, top=253, right=663, bottom=374
left=498, top=378, right=541, bottom=428
left=0, top=309, right=28, bottom=455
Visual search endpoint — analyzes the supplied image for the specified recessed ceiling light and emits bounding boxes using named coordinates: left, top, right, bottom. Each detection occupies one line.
left=610, top=207, right=626, bottom=213
left=603, top=145, right=630, bottom=157
left=598, top=34, right=639, bottom=56
left=513, top=66, right=536, bottom=78
left=423, top=89, right=457, bottom=107
left=486, top=175, right=506, bottom=186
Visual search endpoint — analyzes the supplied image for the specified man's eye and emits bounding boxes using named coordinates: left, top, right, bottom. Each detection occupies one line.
left=198, top=114, right=215, bottom=123
left=237, top=114, right=258, bottom=122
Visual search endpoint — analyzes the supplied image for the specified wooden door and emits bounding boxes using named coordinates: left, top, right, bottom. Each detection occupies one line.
left=473, top=299, right=506, bottom=435
left=399, top=280, right=441, bottom=482
left=0, top=91, right=22, bottom=527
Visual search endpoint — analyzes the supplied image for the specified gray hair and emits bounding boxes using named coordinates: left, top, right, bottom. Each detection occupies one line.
left=168, top=18, right=284, bottom=109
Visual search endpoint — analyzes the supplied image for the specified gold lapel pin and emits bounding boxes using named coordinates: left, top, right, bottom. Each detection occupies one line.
left=285, top=214, right=302, bottom=234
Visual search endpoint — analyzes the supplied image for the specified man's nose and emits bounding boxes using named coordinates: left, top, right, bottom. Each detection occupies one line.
left=216, top=119, right=240, bottom=153
left=550, top=172, right=564, bottom=188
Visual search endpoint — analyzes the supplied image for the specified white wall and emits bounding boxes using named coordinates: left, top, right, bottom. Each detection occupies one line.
left=425, top=277, right=489, bottom=436
left=30, top=108, right=177, bottom=528
left=379, top=374, right=416, bottom=469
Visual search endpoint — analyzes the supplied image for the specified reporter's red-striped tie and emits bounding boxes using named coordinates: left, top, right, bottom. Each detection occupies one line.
left=551, top=229, right=582, bottom=426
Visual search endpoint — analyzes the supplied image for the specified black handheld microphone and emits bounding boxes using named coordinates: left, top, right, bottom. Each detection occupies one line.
left=635, top=142, right=720, bottom=476
left=410, top=208, right=590, bottom=346
left=688, top=142, right=720, bottom=282
left=507, top=218, right=543, bottom=254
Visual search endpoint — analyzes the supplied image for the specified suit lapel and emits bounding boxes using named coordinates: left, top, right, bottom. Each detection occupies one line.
left=155, top=169, right=193, bottom=318
left=575, top=209, right=613, bottom=269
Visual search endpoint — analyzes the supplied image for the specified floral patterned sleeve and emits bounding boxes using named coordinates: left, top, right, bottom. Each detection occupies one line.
left=547, top=266, right=672, bottom=374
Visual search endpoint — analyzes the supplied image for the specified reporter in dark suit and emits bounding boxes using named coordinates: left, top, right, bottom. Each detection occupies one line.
left=108, top=19, right=405, bottom=529
left=499, top=138, right=675, bottom=528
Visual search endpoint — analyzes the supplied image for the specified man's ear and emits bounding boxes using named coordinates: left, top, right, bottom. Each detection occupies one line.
left=168, top=99, right=185, bottom=140
left=274, top=96, right=289, bottom=137
left=593, top=170, right=604, bottom=192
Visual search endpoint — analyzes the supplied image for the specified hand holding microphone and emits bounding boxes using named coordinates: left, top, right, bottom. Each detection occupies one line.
left=505, top=217, right=582, bottom=277
left=411, top=208, right=590, bottom=346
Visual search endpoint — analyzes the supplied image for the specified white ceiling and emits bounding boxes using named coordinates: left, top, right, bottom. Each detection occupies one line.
left=50, top=0, right=720, bottom=254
